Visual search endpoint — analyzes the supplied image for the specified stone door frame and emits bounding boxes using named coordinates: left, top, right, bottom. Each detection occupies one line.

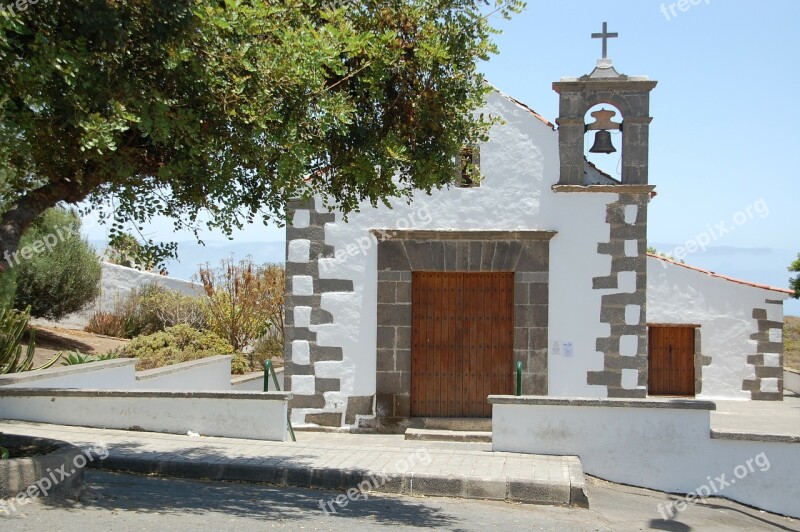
left=374, top=230, right=555, bottom=426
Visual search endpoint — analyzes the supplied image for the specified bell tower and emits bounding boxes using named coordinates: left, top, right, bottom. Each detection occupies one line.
left=553, top=22, right=657, bottom=185
left=553, top=24, right=658, bottom=398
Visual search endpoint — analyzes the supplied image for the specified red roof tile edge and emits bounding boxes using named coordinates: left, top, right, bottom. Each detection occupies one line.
left=647, top=253, right=794, bottom=295
left=489, top=84, right=556, bottom=130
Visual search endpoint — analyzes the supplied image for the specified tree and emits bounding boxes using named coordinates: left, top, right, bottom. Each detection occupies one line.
left=0, top=0, right=523, bottom=271
left=12, top=208, right=102, bottom=320
left=790, top=253, right=800, bottom=299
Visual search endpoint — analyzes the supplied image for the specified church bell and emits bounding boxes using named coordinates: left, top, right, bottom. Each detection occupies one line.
left=589, top=130, right=616, bottom=154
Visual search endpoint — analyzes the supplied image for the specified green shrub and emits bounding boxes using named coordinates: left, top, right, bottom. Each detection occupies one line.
left=231, top=354, right=250, bottom=375
left=139, top=287, right=207, bottom=332
left=118, top=324, right=239, bottom=372
left=13, top=208, right=102, bottom=320
left=0, top=270, right=16, bottom=310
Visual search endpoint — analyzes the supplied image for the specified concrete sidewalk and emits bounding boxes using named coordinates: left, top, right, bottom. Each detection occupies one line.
left=0, top=420, right=588, bottom=508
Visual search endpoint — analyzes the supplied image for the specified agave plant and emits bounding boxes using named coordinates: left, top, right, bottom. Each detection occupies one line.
left=60, top=351, right=97, bottom=366
left=0, top=306, right=61, bottom=374
left=95, top=351, right=119, bottom=361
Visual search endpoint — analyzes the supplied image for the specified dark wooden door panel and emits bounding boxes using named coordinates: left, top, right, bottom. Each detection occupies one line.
left=411, top=272, right=514, bottom=417
left=648, top=326, right=695, bottom=396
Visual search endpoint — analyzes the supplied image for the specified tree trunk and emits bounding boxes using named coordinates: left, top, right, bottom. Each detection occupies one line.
left=0, top=177, right=97, bottom=273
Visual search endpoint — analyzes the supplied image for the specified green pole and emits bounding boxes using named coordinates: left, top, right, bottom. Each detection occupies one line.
left=264, top=359, right=271, bottom=392
left=516, top=361, right=522, bottom=396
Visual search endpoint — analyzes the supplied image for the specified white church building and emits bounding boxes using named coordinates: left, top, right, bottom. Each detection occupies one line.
left=283, top=46, right=792, bottom=430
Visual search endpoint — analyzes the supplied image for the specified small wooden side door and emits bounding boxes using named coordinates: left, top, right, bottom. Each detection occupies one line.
left=648, top=326, right=696, bottom=396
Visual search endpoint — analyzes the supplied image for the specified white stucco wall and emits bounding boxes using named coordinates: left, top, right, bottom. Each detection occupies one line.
left=0, top=359, right=137, bottom=389
left=0, top=390, right=290, bottom=441
left=647, top=257, right=789, bottom=399
left=231, top=369, right=284, bottom=392
left=294, top=91, right=623, bottom=417
left=135, top=356, right=233, bottom=391
left=491, top=399, right=799, bottom=519
left=784, top=369, right=800, bottom=395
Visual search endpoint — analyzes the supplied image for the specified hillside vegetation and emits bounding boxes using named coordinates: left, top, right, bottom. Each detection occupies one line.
left=786, top=317, right=800, bottom=372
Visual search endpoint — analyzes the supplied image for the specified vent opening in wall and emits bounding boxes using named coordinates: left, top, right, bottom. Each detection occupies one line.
left=458, top=146, right=481, bottom=188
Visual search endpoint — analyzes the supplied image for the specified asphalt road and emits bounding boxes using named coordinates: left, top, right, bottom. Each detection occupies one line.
left=1, top=470, right=797, bottom=531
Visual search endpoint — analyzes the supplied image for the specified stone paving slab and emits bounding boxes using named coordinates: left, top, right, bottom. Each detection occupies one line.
left=0, top=420, right=588, bottom=508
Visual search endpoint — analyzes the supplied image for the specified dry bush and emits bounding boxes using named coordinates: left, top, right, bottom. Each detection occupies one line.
left=84, top=311, right=127, bottom=338
left=198, top=258, right=284, bottom=356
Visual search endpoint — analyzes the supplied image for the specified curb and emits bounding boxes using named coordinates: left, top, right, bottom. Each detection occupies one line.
left=89, top=454, right=590, bottom=507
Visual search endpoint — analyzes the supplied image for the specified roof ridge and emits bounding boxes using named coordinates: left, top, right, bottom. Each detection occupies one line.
left=488, top=83, right=556, bottom=130
left=647, top=253, right=794, bottom=295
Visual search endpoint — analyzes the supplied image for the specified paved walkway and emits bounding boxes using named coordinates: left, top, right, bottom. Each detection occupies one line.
left=711, top=394, right=800, bottom=442
left=0, top=420, right=588, bottom=507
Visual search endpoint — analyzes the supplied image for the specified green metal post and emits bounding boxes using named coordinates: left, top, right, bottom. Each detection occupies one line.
left=264, top=359, right=271, bottom=392
left=516, top=361, right=522, bottom=396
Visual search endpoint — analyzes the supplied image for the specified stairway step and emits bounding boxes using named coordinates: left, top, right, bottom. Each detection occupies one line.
left=408, top=417, right=493, bottom=431
left=404, top=428, right=492, bottom=443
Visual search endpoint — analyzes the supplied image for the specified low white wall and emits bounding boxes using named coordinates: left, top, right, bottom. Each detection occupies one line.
left=231, top=368, right=284, bottom=392
left=0, top=389, right=291, bottom=441
left=785, top=369, right=800, bottom=394
left=490, top=396, right=800, bottom=519
left=136, top=356, right=233, bottom=391
left=0, top=359, right=137, bottom=389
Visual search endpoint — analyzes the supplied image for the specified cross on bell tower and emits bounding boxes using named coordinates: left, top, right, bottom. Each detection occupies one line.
left=592, top=22, right=618, bottom=60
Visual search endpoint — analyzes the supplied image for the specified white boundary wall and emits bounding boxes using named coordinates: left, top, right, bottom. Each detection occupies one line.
left=0, top=359, right=137, bottom=389
left=490, top=396, right=800, bottom=518
left=0, top=389, right=290, bottom=441
left=0, top=356, right=236, bottom=392
left=135, top=356, right=233, bottom=391
left=785, top=369, right=800, bottom=394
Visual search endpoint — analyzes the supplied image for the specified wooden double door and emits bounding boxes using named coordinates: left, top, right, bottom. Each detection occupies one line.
left=648, top=325, right=696, bottom=396
left=411, top=272, right=514, bottom=418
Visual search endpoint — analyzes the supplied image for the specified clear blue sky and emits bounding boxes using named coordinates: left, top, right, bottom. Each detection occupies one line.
left=83, top=0, right=800, bottom=313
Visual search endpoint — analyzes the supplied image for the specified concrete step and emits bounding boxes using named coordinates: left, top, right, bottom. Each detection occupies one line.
left=408, top=417, right=493, bottom=431
left=404, top=428, right=492, bottom=443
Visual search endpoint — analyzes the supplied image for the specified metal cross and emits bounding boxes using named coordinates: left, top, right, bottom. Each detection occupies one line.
left=592, top=22, right=618, bottom=59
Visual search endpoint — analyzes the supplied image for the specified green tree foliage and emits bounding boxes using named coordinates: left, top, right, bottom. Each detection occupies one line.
left=106, top=232, right=174, bottom=274
left=0, top=0, right=523, bottom=270
left=789, top=253, right=800, bottom=299
left=12, top=208, right=102, bottom=320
